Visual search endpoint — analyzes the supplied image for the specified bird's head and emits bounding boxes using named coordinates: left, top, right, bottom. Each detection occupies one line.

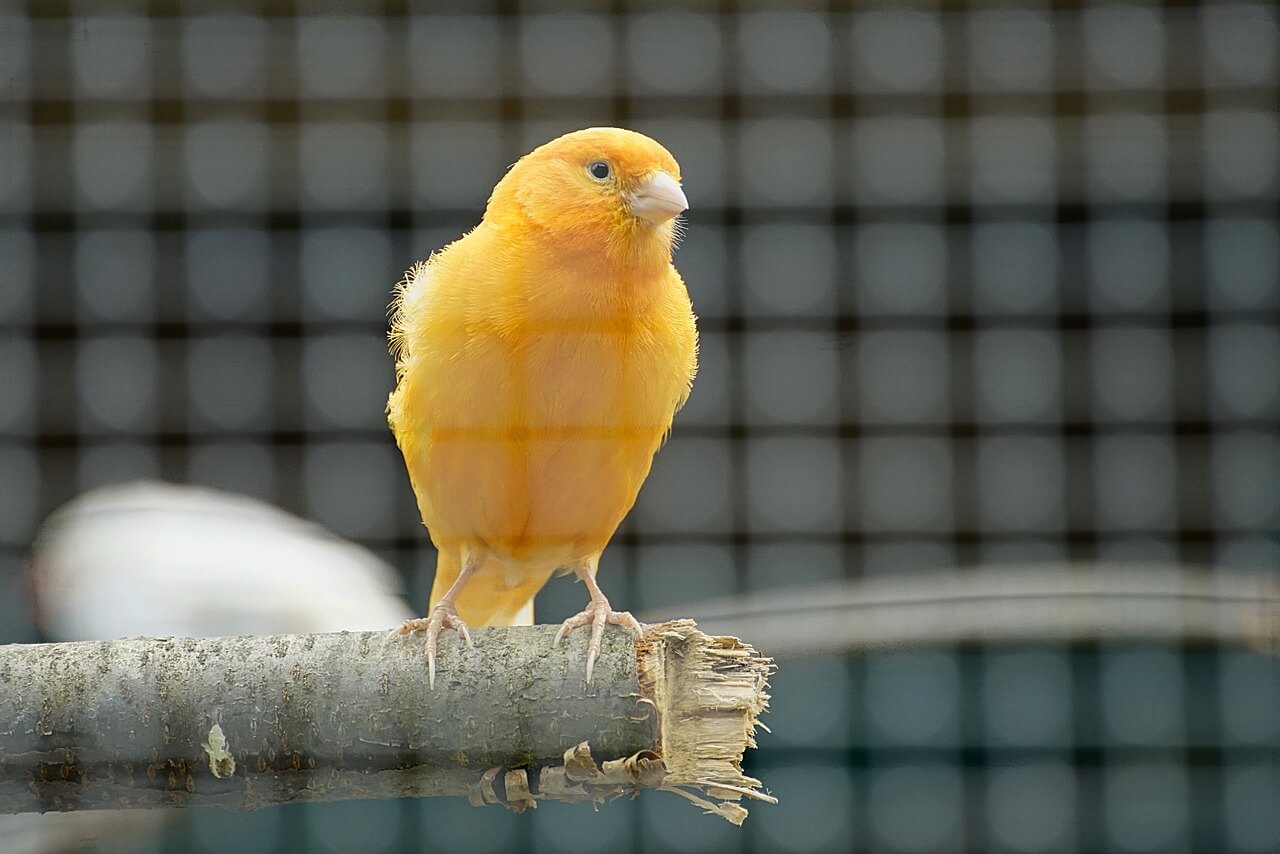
left=487, top=127, right=688, bottom=262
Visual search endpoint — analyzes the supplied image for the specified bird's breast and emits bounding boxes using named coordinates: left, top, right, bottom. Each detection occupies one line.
left=399, top=288, right=688, bottom=566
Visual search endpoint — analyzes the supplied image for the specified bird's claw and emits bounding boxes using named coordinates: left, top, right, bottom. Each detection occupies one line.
left=390, top=604, right=472, bottom=689
left=554, top=601, right=642, bottom=684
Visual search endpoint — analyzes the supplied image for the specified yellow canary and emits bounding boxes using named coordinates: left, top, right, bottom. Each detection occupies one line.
left=386, top=128, right=698, bottom=684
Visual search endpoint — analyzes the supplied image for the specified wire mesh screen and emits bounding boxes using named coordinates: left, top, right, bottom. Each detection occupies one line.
left=1, top=2, right=1278, bottom=853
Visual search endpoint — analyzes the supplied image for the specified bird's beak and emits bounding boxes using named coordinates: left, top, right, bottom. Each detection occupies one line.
left=629, top=172, right=688, bottom=224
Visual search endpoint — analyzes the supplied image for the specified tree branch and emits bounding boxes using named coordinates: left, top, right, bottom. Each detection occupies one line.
left=0, top=621, right=774, bottom=823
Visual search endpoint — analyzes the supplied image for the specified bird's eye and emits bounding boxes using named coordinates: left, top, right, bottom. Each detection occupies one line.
left=588, top=161, right=611, bottom=180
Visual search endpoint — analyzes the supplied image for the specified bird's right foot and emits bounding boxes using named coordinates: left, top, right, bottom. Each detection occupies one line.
left=388, top=603, right=472, bottom=689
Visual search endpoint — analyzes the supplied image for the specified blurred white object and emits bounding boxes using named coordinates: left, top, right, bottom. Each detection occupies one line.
left=6, top=481, right=413, bottom=854
left=30, top=480, right=412, bottom=640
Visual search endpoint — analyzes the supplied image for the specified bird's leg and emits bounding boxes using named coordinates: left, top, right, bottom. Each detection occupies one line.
left=554, top=562, right=642, bottom=684
left=389, top=551, right=480, bottom=689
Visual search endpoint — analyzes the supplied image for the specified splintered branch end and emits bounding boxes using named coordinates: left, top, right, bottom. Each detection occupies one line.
left=462, top=621, right=776, bottom=823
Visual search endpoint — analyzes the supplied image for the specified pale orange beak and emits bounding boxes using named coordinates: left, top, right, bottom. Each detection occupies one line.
left=628, top=172, right=688, bottom=224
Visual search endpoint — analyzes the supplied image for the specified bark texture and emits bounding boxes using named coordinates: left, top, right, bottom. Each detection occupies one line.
left=0, top=622, right=773, bottom=823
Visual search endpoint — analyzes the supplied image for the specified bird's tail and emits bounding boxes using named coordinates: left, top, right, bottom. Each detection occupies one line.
left=429, top=549, right=547, bottom=627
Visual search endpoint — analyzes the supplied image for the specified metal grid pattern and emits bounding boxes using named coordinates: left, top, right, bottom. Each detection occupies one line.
left=1, top=2, right=1277, bottom=853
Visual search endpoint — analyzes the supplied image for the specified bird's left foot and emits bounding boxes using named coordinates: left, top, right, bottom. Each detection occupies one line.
left=554, top=594, right=642, bottom=684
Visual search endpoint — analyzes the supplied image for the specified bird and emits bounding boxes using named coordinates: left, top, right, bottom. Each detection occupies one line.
left=386, top=127, right=698, bottom=686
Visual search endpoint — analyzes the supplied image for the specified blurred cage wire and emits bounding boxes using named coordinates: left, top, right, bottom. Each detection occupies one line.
left=0, top=1, right=1277, bottom=854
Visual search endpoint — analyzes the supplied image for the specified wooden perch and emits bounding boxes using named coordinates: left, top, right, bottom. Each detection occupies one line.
left=0, top=621, right=774, bottom=823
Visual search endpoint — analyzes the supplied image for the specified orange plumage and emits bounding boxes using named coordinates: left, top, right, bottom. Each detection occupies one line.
left=386, top=127, right=698, bottom=683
